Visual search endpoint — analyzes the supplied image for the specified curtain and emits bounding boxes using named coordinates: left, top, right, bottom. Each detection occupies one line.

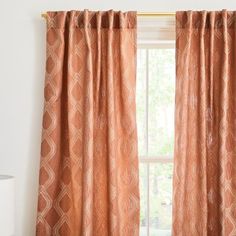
left=173, top=10, right=236, bottom=235
left=36, top=10, right=139, bottom=236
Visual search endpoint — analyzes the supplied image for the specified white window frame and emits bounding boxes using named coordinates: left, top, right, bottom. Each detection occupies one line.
left=137, top=16, right=175, bottom=236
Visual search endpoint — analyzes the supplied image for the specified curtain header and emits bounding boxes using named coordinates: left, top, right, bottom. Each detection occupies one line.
left=46, top=10, right=137, bottom=29
left=176, top=10, right=236, bottom=29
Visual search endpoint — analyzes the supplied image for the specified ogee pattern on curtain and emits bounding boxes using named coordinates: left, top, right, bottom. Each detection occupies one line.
left=36, top=10, right=139, bottom=236
left=173, top=10, right=236, bottom=236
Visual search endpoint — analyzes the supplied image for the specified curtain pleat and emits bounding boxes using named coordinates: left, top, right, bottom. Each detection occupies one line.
left=173, top=10, right=236, bottom=235
left=36, top=10, right=139, bottom=236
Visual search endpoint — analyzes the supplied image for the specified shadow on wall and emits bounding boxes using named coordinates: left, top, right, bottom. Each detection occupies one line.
left=21, top=16, right=45, bottom=236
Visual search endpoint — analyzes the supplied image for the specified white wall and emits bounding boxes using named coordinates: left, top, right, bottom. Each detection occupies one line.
left=0, top=0, right=235, bottom=235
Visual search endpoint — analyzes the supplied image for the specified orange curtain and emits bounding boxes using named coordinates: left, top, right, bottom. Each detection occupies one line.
left=173, top=10, right=236, bottom=235
left=36, top=10, right=139, bottom=236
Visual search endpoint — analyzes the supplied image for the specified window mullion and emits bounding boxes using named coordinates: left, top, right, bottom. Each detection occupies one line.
left=145, top=48, right=150, bottom=236
left=140, top=157, right=173, bottom=163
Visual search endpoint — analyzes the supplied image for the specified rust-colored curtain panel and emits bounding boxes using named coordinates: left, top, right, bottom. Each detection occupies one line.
left=36, top=10, right=139, bottom=236
left=173, top=10, right=236, bottom=235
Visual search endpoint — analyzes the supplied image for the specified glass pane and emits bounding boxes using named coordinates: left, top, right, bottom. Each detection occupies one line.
left=149, top=163, right=173, bottom=236
left=140, top=163, right=148, bottom=236
left=148, top=49, right=175, bottom=157
left=137, top=49, right=147, bottom=157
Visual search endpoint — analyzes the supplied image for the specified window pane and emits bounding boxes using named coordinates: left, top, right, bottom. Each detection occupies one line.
left=140, top=163, right=148, bottom=236
left=137, top=49, right=147, bottom=156
left=137, top=47, right=174, bottom=236
left=149, top=163, right=173, bottom=236
left=148, top=49, right=175, bottom=157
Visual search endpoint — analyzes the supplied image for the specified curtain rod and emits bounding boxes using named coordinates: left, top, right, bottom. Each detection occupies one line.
left=41, top=12, right=175, bottom=19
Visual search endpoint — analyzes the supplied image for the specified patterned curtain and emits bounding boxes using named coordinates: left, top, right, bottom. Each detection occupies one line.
left=36, top=10, right=139, bottom=236
left=173, top=10, right=236, bottom=235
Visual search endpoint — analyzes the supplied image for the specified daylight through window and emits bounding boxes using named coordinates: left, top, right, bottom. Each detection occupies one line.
left=137, top=48, right=175, bottom=236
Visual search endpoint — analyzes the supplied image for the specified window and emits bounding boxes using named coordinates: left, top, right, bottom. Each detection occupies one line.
left=137, top=45, right=175, bottom=236
left=137, top=16, right=175, bottom=236
left=137, top=47, right=175, bottom=236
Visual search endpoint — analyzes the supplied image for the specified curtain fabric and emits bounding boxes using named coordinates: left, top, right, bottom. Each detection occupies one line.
left=36, top=10, right=139, bottom=236
left=173, top=10, right=236, bottom=235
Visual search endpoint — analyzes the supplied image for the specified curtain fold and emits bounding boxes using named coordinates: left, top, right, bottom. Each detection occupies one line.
left=36, top=10, right=139, bottom=236
left=173, top=10, right=236, bottom=235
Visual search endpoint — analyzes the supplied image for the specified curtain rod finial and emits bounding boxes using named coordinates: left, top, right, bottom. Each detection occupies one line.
left=41, top=13, right=47, bottom=19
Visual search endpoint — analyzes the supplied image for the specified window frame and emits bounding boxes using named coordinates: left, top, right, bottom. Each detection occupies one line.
left=137, top=41, right=175, bottom=236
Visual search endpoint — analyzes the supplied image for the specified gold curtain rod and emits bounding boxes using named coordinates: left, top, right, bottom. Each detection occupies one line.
left=41, top=12, right=175, bottom=19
